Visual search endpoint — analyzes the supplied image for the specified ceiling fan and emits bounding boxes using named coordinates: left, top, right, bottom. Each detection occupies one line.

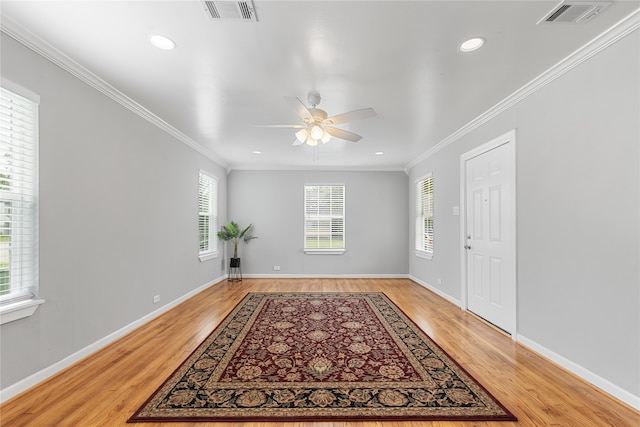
left=263, top=91, right=376, bottom=146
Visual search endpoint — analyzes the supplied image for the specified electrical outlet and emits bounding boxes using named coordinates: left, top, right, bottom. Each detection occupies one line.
left=153, top=295, right=160, bottom=304
left=273, top=265, right=281, bottom=271
left=437, top=278, right=442, bottom=285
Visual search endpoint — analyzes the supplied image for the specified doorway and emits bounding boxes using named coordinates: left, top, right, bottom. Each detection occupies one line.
left=460, top=130, right=517, bottom=336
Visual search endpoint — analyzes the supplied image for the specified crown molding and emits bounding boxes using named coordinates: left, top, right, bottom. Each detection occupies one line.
left=0, top=14, right=229, bottom=170
left=406, top=8, right=640, bottom=170
left=229, top=164, right=407, bottom=173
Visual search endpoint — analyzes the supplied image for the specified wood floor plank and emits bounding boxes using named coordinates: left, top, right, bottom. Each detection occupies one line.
left=1, top=278, right=638, bottom=426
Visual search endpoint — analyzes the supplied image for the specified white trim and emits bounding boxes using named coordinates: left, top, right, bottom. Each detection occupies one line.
left=0, top=275, right=226, bottom=403
left=304, top=249, right=345, bottom=255
left=414, top=250, right=433, bottom=261
left=459, top=129, right=516, bottom=162
left=198, top=251, right=219, bottom=261
left=0, top=83, right=40, bottom=321
left=409, top=275, right=462, bottom=307
left=459, top=130, right=517, bottom=337
left=414, top=173, right=434, bottom=256
left=0, top=16, right=228, bottom=170
left=406, top=8, right=640, bottom=169
left=232, top=165, right=407, bottom=173
left=0, top=299, right=45, bottom=325
left=0, top=78, right=40, bottom=104
left=303, top=183, right=346, bottom=252
left=414, top=173, right=433, bottom=183
left=243, top=273, right=410, bottom=279
left=518, top=335, right=640, bottom=411
left=198, top=170, right=219, bottom=258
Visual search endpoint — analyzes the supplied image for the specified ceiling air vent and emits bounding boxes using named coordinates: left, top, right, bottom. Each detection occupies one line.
left=202, top=1, right=257, bottom=22
left=538, top=2, right=610, bottom=24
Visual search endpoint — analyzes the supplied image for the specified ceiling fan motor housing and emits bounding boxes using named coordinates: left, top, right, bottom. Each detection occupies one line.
left=309, top=108, right=328, bottom=124
left=307, top=91, right=321, bottom=107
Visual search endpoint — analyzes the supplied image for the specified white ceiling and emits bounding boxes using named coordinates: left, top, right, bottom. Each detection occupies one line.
left=1, top=1, right=638, bottom=171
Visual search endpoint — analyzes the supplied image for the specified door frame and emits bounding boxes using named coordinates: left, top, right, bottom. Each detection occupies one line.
left=459, top=129, right=518, bottom=338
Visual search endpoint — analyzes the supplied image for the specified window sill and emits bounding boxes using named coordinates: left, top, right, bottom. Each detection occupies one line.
left=199, top=250, right=219, bottom=262
left=415, top=250, right=433, bottom=260
left=304, top=249, right=346, bottom=255
left=0, top=298, right=45, bottom=325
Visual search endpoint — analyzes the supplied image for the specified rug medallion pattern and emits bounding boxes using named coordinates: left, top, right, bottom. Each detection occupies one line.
left=129, top=292, right=516, bottom=422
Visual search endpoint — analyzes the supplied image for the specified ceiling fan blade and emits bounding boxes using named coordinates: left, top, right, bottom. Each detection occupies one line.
left=292, top=139, right=304, bottom=146
left=284, top=96, right=314, bottom=123
left=255, top=124, right=306, bottom=128
left=325, top=127, right=363, bottom=142
left=324, top=108, right=376, bottom=126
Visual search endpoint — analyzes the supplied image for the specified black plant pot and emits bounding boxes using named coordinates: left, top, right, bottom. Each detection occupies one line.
left=228, top=257, right=242, bottom=282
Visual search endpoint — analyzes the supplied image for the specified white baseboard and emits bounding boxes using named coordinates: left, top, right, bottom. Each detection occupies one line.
left=242, top=273, right=410, bottom=279
left=408, top=275, right=462, bottom=306
left=0, top=275, right=226, bottom=403
left=517, top=335, right=640, bottom=411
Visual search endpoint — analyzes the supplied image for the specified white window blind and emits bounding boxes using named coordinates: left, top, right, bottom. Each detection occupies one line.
left=304, top=184, right=345, bottom=250
left=415, top=175, right=434, bottom=255
left=198, top=171, right=217, bottom=257
left=0, top=86, right=39, bottom=303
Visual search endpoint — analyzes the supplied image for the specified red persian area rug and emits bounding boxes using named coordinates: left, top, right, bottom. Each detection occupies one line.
left=128, top=292, right=516, bottom=422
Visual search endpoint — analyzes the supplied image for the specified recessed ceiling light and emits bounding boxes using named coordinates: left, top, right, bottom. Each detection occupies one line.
left=459, top=37, right=485, bottom=52
left=375, top=151, right=384, bottom=156
left=252, top=150, right=262, bottom=155
left=149, top=34, right=176, bottom=50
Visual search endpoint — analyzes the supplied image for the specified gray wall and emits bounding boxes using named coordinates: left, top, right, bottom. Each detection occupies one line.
left=0, top=34, right=228, bottom=390
left=227, top=170, right=409, bottom=276
left=408, top=30, right=639, bottom=397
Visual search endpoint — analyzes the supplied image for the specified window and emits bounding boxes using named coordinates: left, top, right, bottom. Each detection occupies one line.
left=415, top=174, right=434, bottom=259
left=304, top=184, right=345, bottom=253
left=198, top=171, right=218, bottom=261
left=0, top=83, right=42, bottom=324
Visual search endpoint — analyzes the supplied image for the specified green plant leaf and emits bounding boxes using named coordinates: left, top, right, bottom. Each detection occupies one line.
left=217, top=222, right=257, bottom=258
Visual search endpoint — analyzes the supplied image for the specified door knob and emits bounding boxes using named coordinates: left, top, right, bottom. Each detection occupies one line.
left=464, top=245, right=472, bottom=250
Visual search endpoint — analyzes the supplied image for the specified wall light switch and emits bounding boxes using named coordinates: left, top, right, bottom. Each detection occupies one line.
left=452, top=206, right=460, bottom=216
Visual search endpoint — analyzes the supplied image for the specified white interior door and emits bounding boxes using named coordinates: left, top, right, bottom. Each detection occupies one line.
left=463, top=134, right=516, bottom=335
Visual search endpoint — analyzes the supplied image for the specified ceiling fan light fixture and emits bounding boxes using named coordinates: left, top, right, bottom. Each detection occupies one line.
left=295, top=128, right=309, bottom=142
left=270, top=92, right=376, bottom=147
left=310, top=125, right=324, bottom=140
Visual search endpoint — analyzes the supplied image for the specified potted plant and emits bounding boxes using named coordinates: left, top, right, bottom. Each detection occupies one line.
left=217, top=222, right=257, bottom=270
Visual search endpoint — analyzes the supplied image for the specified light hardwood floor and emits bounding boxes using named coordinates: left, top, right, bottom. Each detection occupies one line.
left=1, top=278, right=638, bottom=426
